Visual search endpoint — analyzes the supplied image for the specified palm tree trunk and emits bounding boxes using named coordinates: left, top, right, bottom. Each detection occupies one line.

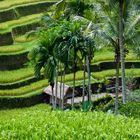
left=119, top=0, right=126, bottom=104
left=54, top=69, right=58, bottom=109
left=51, top=84, right=55, bottom=110
left=86, top=56, right=91, bottom=102
left=62, top=68, right=65, bottom=110
left=72, top=51, right=76, bottom=109
left=72, top=70, right=76, bottom=109
left=60, top=64, right=63, bottom=108
left=82, top=57, right=86, bottom=102
left=115, top=54, right=120, bottom=115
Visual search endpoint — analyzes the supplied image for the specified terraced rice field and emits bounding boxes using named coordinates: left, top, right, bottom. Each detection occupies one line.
left=0, top=0, right=59, bottom=106
left=0, top=0, right=140, bottom=108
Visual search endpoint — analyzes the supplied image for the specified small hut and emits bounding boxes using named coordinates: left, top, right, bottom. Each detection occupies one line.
left=43, top=82, right=78, bottom=105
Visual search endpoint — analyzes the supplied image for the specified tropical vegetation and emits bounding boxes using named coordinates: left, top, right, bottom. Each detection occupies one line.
left=0, top=0, right=140, bottom=139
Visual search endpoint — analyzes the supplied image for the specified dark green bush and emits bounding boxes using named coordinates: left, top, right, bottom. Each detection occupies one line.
left=91, top=95, right=113, bottom=111
left=119, top=102, right=140, bottom=119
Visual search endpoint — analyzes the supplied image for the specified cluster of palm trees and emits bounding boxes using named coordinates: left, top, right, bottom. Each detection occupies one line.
left=28, top=15, right=95, bottom=110
left=28, top=0, right=140, bottom=112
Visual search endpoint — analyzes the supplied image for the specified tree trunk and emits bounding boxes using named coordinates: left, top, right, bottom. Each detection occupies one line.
left=119, top=0, right=126, bottom=104
left=115, top=52, right=120, bottom=115
left=72, top=51, right=76, bottom=109
left=82, top=57, right=86, bottom=103
left=62, top=68, right=65, bottom=110
left=54, top=69, right=58, bottom=109
left=60, top=64, right=63, bottom=109
left=72, top=64, right=76, bottom=109
left=51, top=83, right=55, bottom=110
left=86, top=56, right=91, bottom=102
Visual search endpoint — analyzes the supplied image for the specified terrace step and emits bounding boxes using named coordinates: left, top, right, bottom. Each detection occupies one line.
left=0, top=41, right=37, bottom=70
left=0, top=1, right=56, bottom=23
left=0, top=0, right=54, bottom=11
left=0, top=41, right=36, bottom=55
left=0, top=79, right=48, bottom=96
left=0, top=90, right=44, bottom=109
left=90, top=61, right=140, bottom=72
left=0, top=67, right=140, bottom=90
left=0, top=14, right=41, bottom=46
left=0, top=76, right=42, bottom=90
left=0, top=13, right=43, bottom=34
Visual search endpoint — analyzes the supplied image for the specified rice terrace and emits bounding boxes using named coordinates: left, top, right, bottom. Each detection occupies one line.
left=0, top=0, right=140, bottom=139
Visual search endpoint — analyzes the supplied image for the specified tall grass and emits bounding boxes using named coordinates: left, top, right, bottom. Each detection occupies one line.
left=0, top=104, right=139, bottom=139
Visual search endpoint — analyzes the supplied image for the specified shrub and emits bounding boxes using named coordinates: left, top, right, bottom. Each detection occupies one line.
left=119, top=102, right=140, bottom=119
left=92, top=95, right=113, bottom=111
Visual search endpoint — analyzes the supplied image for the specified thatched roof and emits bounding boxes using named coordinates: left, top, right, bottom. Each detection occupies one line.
left=44, top=82, right=76, bottom=99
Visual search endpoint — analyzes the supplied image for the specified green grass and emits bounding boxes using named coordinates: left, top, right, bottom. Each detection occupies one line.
left=0, top=104, right=139, bottom=139
left=0, top=13, right=42, bottom=33
left=0, top=0, right=57, bottom=11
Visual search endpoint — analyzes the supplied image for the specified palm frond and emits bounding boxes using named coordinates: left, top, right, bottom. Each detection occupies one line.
left=125, top=14, right=140, bottom=36
left=34, top=62, right=44, bottom=78
left=44, top=57, right=56, bottom=83
left=53, top=0, right=66, bottom=19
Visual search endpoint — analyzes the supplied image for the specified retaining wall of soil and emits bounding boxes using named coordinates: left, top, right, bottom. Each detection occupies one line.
left=0, top=32, right=13, bottom=46
left=0, top=2, right=56, bottom=23
left=12, top=22, right=39, bottom=36
left=0, top=93, right=44, bottom=109
left=0, top=52, right=28, bottom=70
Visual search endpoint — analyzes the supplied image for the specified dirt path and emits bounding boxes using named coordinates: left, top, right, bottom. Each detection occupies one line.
left=67, top=93, right=122, bottom=104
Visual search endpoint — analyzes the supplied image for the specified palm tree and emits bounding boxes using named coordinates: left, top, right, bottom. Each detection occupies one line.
left=85, top=36, right=95, bottom=103
left=28, top=19, right=68, bottom=110
left=82, top=57, right=86, bottom=102
left=107, top=0, right=140, bottom=105
left=119, top=0, right=126, bottom=104
left=28, top=43, right=57, bottom=109
left=119, top=0, right=140, bottom=104
left=95, top=0, right=140, bottom=112
left=54, top=67, right=58, bottom=109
